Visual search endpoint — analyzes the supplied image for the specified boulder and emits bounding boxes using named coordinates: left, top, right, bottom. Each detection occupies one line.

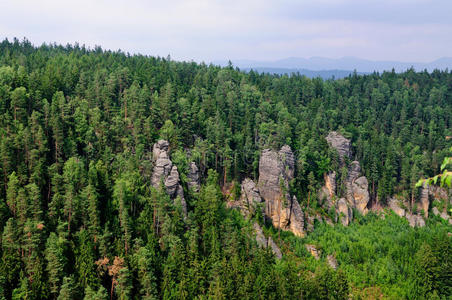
left=253, top=223, right=283, bottom=259
left=187, top=162, right=200, bottom=192
left=406, top=213, right=425, bottom=227
left=432, top=206, right=440, bottom=216
left=258, top=146, right=305, bottom=237
left=268, top=237, right=283, bottom=260
left=253, top=223, right=267, bottom=248
left=326, top=131, right=352, bottom=162
left=327, top=255, right=338, bottom=270
left=305, top=244, right=320, bottom=260
left=388, top=198, right=406, bottom=217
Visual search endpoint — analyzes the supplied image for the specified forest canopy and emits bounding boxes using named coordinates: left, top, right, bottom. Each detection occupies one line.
left=0, top=38, right=451, bottom=299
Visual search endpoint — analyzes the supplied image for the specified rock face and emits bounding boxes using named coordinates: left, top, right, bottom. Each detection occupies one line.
left=406, top=213, right=425, bottom=227
left=187, top=162, right=200, bottom=192
left=253, top=223, right=282, bottom=259
left=433, top=206, right=452, bottom=224
left=388, top=198, right=406, bottom=217
left=305, top=244, right=320, bottom=260
left=345, top=161, right=370, bottom=215
left=258, top=146, right=305, bottom=237
left=240, top=178, right=263, bottom=217
left=321, top=132, right=370, bottom=226
left=419, top=183, right=430, bottom=217
left=327, top=255, right=338, bottom=270
left=319, top=172, right=336, bottom=208
left=151, top=140, right=187, bottom=216
left=228, top=178, right=264, bottom=218
left=337, top=198, right=352, bottom=226
left=326, top=131, right=351, bottom=161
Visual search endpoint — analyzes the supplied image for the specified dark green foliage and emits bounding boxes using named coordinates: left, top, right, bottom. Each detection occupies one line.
left=0, top=38, right=450, bottom=299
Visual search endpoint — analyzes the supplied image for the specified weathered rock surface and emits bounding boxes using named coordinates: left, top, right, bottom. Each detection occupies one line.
left=326, top=131, right=351, bottom=161
left=388, top=198, right=406, bottom=217
left=151, top=140, right=187, bottom=216
left=321, top=132, right=370, bottom=224
left=327, top=255, right=338, bottom=270
left=268, top=237, right=283, bottom=259
left=406, top=213, right=425, bottom=227
left=433, top=206, right=452, bottom=224
left=305, top=244, right=320, bottom=260
left=337, top=198, right=352, bottom=226
left=429, top=186, right=450, bottom=203
left=319, top=172, right=336, bottom=208
left=187, top=162, right=200, bottom=192
left=258, top=146, right=305, bottom=237
left=227, top=178, right=264, bottom=218
left=420, top=183, right=430, bottom=217
left=254, top=223, right=267, bottom=248
left=240, top=178, right=263, bottom=216
left=253, top=223, right=283, bottom=259
left=346, top=161, right=370, bottom=215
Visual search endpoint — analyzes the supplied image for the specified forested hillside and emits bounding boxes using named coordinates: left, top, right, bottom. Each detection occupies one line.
left=0, top=38, right=451, bottom=299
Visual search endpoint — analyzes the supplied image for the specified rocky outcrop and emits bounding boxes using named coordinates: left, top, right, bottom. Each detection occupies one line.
left=432, top=207, right=452, bottom=224
left=268, top=237, right=283, bottom=259
left=419, top=183, right=430, bottom=217
left=187, top=162, right=200, bottom=192
left=345, top=161, right=369, bottom=215
left=228, top=178, right=263, bottom=218
left=258, top=146, right=305, bottom=237
left=319, top=172, right=336, bottom=208
left=388, top=198, right=406, bottom=217
left=326, top=131, right=351, bottom=162
left=151, top=140, right=187, bottom=216
left=320, top=132, right=370, bottom=226
left=406, top=213, right=425, bottom=227
left=240, top=178, right=263, bottom=217
left=327, top=255, right=338, bottom=270
left=337, top=198, right=352, bottom=226
left=305, top=244, right=320, bottom=260
left=253, top=223, right=282, bottom=259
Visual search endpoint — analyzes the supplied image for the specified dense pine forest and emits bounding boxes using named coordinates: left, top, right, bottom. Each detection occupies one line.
left=0, top=38, right=451, bottom=299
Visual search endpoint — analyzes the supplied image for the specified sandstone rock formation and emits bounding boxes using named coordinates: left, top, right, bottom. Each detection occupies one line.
left=345, top=161, right=370, bottom=215
left=187, top=162, right=200, bottom=192
left=305, top=244, right=320, bottom=260
left=326, top=131, right=351, bottom=162
left=327, top=255, right=338, bottom=270
left=319, top=172, right=336, bottom=208
left=151, top=140, right=187, bottom=216
left=253, top=223, right=282, bottom=259
left=319, top=132, right=370, bottom=226
left=337, top=198, right=352, bottom=226
left=432, top=207, right=452, bottom=224
left=227, top=178, right=263, bottom=218
left=388, top=198, right=406, bottom=217
left=419, top=182, right=430, bottom=217
left=240, top=178, right=263, bottom=217
left=406, top=213, right=425, bottom=227
left=258, top=146, right=305, bottom=237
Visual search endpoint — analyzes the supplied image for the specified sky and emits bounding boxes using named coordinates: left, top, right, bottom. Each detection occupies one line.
left=0, top=0, right=451, bottom=63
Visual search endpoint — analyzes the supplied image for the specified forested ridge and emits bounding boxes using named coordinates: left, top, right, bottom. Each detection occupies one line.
left=0, top=38, right=451, bottom=299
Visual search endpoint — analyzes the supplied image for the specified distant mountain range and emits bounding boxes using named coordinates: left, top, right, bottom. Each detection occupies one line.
left=213, top=57, right=452, bottom=79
